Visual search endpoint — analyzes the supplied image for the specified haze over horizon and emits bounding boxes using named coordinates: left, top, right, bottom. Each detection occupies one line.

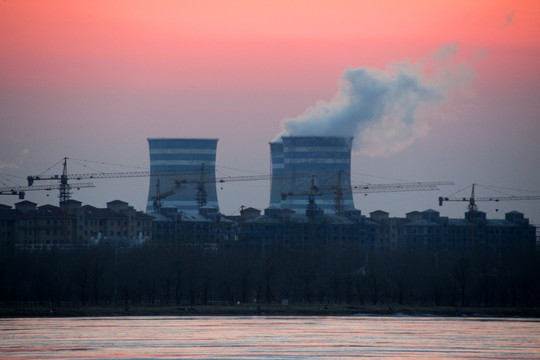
left=1, top=1, right=539, bottom=224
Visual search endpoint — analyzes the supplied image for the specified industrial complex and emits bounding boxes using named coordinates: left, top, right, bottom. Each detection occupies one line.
left=0, top=137, right=537, bottom=251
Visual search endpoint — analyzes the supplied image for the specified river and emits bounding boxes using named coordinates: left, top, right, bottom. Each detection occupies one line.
left=0, top=316, right=539, bottom=359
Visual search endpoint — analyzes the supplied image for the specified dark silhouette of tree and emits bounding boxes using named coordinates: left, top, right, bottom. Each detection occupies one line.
left=0, top=240, right=538, bottom=309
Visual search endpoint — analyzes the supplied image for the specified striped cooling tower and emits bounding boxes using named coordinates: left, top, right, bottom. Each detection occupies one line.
left=146, top=138, right=219, bottom=214
left=268, top=141, right=284, bottom=208
left=280, top=136, right=355, bottom=215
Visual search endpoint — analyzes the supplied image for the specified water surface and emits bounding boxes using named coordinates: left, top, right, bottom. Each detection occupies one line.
left=0, top=316, right=538, bottom=359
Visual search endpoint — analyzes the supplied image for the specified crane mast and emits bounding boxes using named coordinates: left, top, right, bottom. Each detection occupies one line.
left=59, top=157, right=70, bottom=203
left=305, top=175, right=322, bottom=218
left=334, top=170, right=344, bottom=216
left=197, top=163, right=207, bottom=208
left=152, top=178, right=176, bottom=212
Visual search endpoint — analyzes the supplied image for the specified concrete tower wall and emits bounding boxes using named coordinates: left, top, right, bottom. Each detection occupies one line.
left=146, top=138, right=219, bottom=213
left=268, top=142, right=284, bottom=207
left=280, top=136, right=355, bottom=215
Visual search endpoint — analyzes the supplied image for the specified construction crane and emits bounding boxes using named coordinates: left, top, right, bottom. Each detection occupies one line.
left=352, top=181, right=454, bottom=193
left=0, top=182, right=95, bottom=200
left=151, top=179, right=176, bottom=212
left=197, top=163, right=208, bottom=208
left=27, top=158, right=206, bottom=186
left=26, top=157, right=302, bottom=207
left=282, top=181, right=454, bottom=199
left=305, top=175, right=323, bottom=218
left=438, top=183, right=540, bottom=247
left=438, top=183, right=540, bottom=211
left=0, top=189, right=26, bottom=199
left=27, top=158, right=286, bottom=187
left=171, top=165, right=310, bottom=210
left=26, top=158, right=222, bottom=205
left=281, top=177, right=454, bottom=216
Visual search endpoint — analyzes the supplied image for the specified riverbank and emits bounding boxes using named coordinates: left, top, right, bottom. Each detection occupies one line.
left=1, top=304, right=539, bottom=318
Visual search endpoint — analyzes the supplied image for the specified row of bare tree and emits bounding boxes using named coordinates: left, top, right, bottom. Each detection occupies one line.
left=0, top=243, right=538, bottom=307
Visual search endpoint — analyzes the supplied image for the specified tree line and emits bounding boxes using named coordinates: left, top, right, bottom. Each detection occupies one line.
left=0, top=243, right=538, bottom=308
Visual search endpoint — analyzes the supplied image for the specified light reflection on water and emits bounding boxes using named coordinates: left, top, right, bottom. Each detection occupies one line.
left=0, top=316, right=539, bottom=359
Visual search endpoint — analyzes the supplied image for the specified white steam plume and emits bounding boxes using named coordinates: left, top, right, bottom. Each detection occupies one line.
left=277, top=43, right=474, bottom=157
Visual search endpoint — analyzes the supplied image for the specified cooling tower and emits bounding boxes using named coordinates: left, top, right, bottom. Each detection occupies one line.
left=268, top=141, right=284, bottom=207
left=146, top=138, right=219, bottom=214
left=277, top=136, right=355, bottom=215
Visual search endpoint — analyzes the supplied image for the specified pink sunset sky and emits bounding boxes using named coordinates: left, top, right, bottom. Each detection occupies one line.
left=1, top=1, right=539, bottom=223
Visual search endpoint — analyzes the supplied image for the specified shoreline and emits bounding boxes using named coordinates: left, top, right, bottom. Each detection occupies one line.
left=1, top=304, right=539, bottom=318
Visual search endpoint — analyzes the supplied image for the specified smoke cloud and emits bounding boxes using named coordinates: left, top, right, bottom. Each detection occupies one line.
left=278, top=43, right=474, bottom=157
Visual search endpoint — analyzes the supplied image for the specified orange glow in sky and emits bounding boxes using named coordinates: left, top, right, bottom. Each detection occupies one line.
left=2, top=0, right=539, bottom=89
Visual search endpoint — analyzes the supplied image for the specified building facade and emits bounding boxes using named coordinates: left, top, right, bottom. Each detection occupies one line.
left=0, top=200, right=152, bottom=250
left=0, top=200, right=535, bottom=252
left=399, top=209, right=536, bottom=250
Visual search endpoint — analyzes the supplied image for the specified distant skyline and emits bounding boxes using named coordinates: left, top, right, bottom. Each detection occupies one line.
left=1, top=1, right=539, bottom=224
